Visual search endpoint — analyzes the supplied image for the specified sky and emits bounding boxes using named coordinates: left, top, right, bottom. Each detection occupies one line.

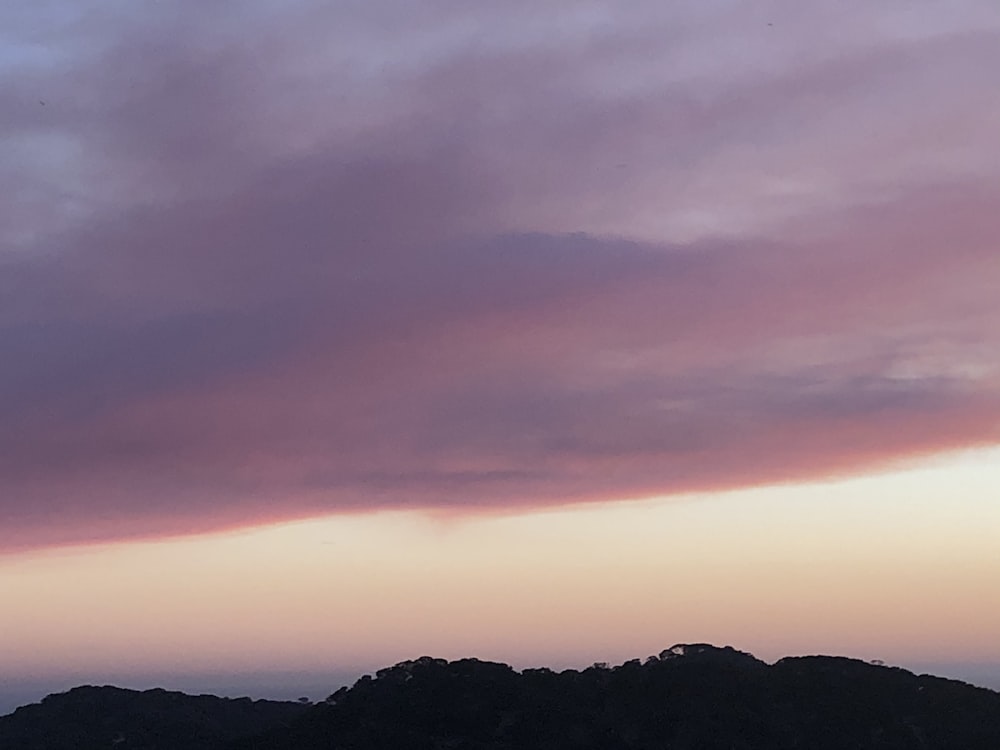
left=2, top=0, right=999, bottom=715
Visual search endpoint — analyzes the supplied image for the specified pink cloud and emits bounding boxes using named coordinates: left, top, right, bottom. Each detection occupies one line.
left=2, top=0, right=999, bottom=551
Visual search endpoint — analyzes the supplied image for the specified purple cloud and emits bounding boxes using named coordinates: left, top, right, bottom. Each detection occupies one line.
left=2, top=0, right=999, bottom=550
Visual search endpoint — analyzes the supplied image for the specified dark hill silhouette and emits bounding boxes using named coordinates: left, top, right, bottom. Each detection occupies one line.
left=4, top=645, right=1000, bottom=749
left=226, top=646, right=1000, bottom=750
left=0, top=685, right=307, bottom=749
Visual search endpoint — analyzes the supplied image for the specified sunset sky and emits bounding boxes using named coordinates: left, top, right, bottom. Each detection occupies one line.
left=2, top=0, right=999, bottom=714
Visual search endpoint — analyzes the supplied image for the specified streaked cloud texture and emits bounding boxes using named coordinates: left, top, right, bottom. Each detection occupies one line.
left=3, top=0, right=1000, bottom=550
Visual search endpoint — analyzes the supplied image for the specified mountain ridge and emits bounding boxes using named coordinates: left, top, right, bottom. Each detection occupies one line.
left=3, top=644, right=999, bottom=749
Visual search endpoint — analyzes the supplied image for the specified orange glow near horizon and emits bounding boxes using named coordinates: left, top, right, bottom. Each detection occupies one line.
left=2, top=448, right=998, bottom=683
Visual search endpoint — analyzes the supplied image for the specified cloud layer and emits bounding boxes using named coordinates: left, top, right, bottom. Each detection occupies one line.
left=3, top=0, right=999, bottom=550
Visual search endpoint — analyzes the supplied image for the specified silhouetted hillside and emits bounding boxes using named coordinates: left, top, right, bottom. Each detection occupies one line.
left=0, top=685, right=307, bottom=750
left=4, top=646, right=1000, bottom=749
left=227, top=645, right=1000, bottom=750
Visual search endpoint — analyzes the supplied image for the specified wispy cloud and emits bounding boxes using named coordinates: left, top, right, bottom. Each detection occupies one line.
left=2, top=0, right=999, bottom=550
